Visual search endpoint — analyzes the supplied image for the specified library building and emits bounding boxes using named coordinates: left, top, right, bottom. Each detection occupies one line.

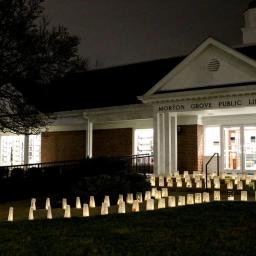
left=1, top=2, right=256, bottom=176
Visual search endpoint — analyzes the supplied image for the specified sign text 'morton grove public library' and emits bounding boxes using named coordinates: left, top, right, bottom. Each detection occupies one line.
left=158, top=97, right=256, bottom=112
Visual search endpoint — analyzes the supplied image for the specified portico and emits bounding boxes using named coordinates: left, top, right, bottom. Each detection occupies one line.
left=140, top=37, right=256, bottom=176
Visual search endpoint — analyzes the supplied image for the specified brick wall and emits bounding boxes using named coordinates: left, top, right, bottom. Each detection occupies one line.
left=177, top=125, right=204, bottom=173
left=93, top=128, right=133, bottom=157
left=41, top=131, right=86, bottom=162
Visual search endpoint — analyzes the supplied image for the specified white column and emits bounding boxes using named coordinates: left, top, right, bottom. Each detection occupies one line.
left=24, top=135, right=29, bottom=165
left=86, top=119, right=93, bottom=158
left=170, top=115, right=177, bottom=172
left=153, top=111, right=177, bottom=176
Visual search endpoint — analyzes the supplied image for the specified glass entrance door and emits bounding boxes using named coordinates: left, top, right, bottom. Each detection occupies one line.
left=223, top=127, right=241, bottom=172
left=244, top=127, right=256, bottom=171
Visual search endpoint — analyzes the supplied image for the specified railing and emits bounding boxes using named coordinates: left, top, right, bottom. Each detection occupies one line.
left=0, top=154, right=154, bottom=178
left=205, top=153, right=220, bottom=189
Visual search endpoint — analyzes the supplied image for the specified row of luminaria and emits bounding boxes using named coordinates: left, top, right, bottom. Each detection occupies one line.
left=150, top=174, right=255, bottom=189
left=5, top=190, right=253, bottom=222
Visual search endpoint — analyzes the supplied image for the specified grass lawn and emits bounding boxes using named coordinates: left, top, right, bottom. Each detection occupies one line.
left=0, top=202, right=256, bottom=256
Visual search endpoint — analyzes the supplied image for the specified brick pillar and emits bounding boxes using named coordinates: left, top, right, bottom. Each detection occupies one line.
left=178, top=125, right=204, bottom=173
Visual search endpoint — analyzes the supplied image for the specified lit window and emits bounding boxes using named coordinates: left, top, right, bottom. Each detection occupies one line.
left=134, top=129, right=153, bottom=155
left=29, top=135, right=41, bottom=164
left=204, top=126, right=220, bottom=156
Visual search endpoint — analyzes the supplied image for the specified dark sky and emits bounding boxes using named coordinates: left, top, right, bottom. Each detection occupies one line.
left=44, top=0, right=252, bottom=69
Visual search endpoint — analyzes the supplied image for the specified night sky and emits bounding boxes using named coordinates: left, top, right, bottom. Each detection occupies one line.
left=44, top=0, right=252, bottom=69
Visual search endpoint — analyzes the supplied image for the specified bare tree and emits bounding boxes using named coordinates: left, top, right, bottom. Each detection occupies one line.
left=0, top=0, right=87, bottom=134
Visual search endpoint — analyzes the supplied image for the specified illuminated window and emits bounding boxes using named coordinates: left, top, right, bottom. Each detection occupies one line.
left=0, top=134, right=41, bottom=166
left=134, top=129, right=153, bottom=155
left=29, top=135, right=41, bottom=164
left=204, top=126, right=220, bottom=156
left=0, top=135, right=25, bottom=166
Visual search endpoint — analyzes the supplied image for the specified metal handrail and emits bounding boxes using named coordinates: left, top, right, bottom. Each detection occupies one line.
left=0, top=154, right=154, bottom=178
left=205, top=153, right=220, bottom=189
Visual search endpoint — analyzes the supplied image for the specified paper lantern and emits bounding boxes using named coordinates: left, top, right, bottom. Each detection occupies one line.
left=64, top=205, right=71, bottom=218
left=8, top=207, right=13, bottom=222
left=166, top=176, right=172, bottom=183
left=176, top=178, right=182, bottom=188
left=83, top=204, right=89, bottom=217
left=183, top=171, right=189, bottom=178
left=242, top=172, right=247, bottom=180
left=76, top=197, right=81, bottom=209
left=136, top=192, right=143, bottom=203
left=158, top=198, right=166, bottom=209
left=45, top=198, right=51, bottom=210
left=161, top=188, right=168, bottom=198
left=155, top=190, right=162, bottom=200
left=203, top=192, right=210, bottom=203
left=227, top=180, right=233, bottom=190
left=47, top=206, right=52, bottom=219
left=194, top=176, right=200, bottom=183
left=89, top=196, right=96, bottom=208
left=144, top=191, right=151, bottom=201
left=206, top=179, right=211, bottom=188
left=151, top=188, right=157, bottom=198
left=167, top=179, right=173, bottom=187
left=184, top=176, right=190, bottom=183
left=117, top=194, right=124, bottom=205
left=104, top=196, right=110, bottom=207
left=174, top=171, right=180, bottom=178
left=221, top=172, right=227, bottom=180
left=132, top=200, right=140, bottom=212
left=237, top=181, right=243, bottom=190
left=62, top=198, right=67, bottom=210
left=101, top=202, right=108, bottom=215
left=214, top=191, right=221, bottom=201
left=118, top=201, right=126, bottom=214
left=146, top=199, right=154, bottom=211
left=187, top=194, right=194, bottom=205
left=150, top=175, right=156, bottom=186
left=241, top=191, right=247, bottom=201
left=193, top=171, right=199, bottom=178
left=227, top=191, right=234, bottom=201
left=168, top=196, right=176, bottom=207
left=178, top=196, right=186, bottom=206
left=159, top=176, right=165, bottom=187
left=186, top=180, right=192, bottom=188
left=246, top=177, right=251, bottom=185
left=234, top=177, right=240, bottom=185
left=30, top=198, right=36, bottom=211
left=126, top=193, right=133, bottom=204
left=196, top=180, right=202, bottom=188
left=195, top=193, right=202, bottom=204
left=209, top=171, right=216, bottom=179
left=232, top=170, right=237, bottom=180
left=214, top=178, right=220, bottom=189
left=28, top=207, right=34, bottom=220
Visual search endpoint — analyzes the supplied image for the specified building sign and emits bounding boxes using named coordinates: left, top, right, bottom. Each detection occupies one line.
left=157, top=96, right=256, bottom=113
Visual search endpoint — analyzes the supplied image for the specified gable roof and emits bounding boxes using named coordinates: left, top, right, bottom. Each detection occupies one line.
left=18, top=56, right=184, bottom=113
left=17, top=38, right=256, bottom=113
left=141, top=38, right=256, bottom=99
